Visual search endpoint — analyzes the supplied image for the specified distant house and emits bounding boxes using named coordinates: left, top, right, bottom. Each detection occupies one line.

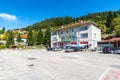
left=14, top=35, right=27, bottom=45
left=51, top=21, right=101, bottom=49
left=13, top=30, right=28, bottom=35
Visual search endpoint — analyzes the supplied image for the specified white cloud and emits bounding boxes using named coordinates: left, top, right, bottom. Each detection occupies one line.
left=0, top=13, right=17, bottom=21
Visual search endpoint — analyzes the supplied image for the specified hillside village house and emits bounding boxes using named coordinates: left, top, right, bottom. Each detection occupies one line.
left=51, top=21, right=101, bottom=49
left=14, top=35, right=27, bottom=46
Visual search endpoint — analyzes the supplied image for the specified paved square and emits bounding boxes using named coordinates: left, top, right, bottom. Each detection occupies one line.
left=0, top=49, right=120, bottom=80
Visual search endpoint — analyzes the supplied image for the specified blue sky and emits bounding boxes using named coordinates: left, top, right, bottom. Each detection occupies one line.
left=0, top=0, right=120, bottom=30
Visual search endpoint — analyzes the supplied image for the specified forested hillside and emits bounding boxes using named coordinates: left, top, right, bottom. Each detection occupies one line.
left=21, top=16, right=73, bottom=31
left=21, top=10, right=120, bottom=38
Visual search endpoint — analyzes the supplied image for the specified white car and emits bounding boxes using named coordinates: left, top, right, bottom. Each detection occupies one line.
left=114, top=48, right=120, bottom=54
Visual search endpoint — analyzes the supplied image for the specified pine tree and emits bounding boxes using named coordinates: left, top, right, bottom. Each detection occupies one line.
left=17, top=33, right=21, bottom=42
left=6, top=32, right=14, bottom=48
left=105, top=11, right=114, bottom=28
left=43, top=27, right=51, bottom=45
left=0, top=27, right=5, bottom=34
left=27, top=29, right=34, bottom=46
left=2, top=27, right=5, bottom=33
left=33, top=32, right=37, bottom=46
left=36, top=28, right=43, bottom=45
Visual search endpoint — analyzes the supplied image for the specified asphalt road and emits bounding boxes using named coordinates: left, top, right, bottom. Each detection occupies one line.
left=0, top=49, right=120, bottom=80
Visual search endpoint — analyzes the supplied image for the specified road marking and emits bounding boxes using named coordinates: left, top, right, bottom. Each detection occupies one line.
left=98, top=67, right=120, bottom=80
left=98, top=68, right=111, bottom=80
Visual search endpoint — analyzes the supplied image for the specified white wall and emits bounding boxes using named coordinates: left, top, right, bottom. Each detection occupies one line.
left=91, top=24, right=101, bottom=41
left=14, top=38, right=27, bottom=45
left=91, top=24, right=101, bottom=47
left=51, top=23, right=101, bottom=48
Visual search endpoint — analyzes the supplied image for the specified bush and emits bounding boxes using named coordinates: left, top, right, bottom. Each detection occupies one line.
left=17, top=45, right=24, bottom=49
left=106, top=28, right=112, bottom=34
left=0, top=45, right=7, bottom=49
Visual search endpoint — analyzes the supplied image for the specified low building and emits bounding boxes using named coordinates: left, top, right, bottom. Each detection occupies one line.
left=98, top=38, right=120, bottom=48
left=14, top=35, right=27, bottom=46
left=51, top=22, right=101, bottom=49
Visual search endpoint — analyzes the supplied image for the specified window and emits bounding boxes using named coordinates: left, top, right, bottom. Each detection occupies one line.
left=53, top=37, right=57, bottom=41
left=72, top=28, right=77, bottom=33
left=80, top=33, right=88, bottom=38
left=66, top=30, right=69, bottom=33
left=79, top=26, right=88, bottom=31
left=62, top=37, right=65, bottom=40
left=72, top=29, right=74, bottom=32
left=60, top=31, right=63, bottom=34
left=94, top=33, right=97, bottom=38
left=72, top=35, right=77, bottom=40
left=52, top=31, right=57, bottom=35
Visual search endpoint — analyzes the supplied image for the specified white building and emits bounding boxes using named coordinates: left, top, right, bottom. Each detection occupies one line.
left=14, top=35, right=27, bottom=46
left=14, top=38, right=27, bottom=45
left=51, top=22, right=101, bottom=49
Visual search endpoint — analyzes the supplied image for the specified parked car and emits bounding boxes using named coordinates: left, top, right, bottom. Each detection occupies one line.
left=114, top=48, right=120, bottom=54
left=52, top=47, right=62, bottom=51
left=65, top=45, right=80, bottom=52
left=102, top=46, right=115, bottom=53
left=46, top=47, right=53, bottom=51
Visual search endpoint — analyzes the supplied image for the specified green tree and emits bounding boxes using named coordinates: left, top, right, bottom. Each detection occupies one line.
left=6, top=32, right=14, bottom=48
left=33, top=32, right=37, bottom=46
left=43, top=27, right=51, bottom=45
left=2, top=27, right=5, bottom=33
left=111, top=17, right=120, bottom=29
left=106, top=28, right=112, bottom=34
left=27, top=29, right=34, bottom=46
left=17, top=33, right=21, bottom=42
left=115, top=24, right=120, bottom=36
left=36, top=28, right=43, bottom=45
left=0, top=27, right=5, bottom=34
left=97, top=21, right=106, bottom=33
left=105, top=11, right=114, bottom=28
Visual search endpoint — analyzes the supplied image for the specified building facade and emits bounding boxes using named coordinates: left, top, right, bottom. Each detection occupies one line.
left=51, top=22, right=101, bottom=49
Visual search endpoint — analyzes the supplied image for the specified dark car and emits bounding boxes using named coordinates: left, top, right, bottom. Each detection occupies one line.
left=102, top=46, right=114, bottom=53
left=65, top=46, right=80, bottom=52
left=46, top=47, right=53, bottom=51
left=114, top=48, right=120, bottom=54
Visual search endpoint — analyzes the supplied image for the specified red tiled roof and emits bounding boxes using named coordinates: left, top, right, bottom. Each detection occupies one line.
left=110, top=38, right=120, bottom=41
left=15, top=35, right=27, bottom=39
left=100, top=38, right=120, bottom=42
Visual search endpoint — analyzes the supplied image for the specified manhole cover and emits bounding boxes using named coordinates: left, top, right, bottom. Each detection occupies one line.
left=28, top=64, right=34, bottom=67
left=27, top=58, right=37, bottom=60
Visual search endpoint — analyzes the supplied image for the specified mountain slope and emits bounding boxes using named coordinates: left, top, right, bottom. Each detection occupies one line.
left=21, top=10, right=120, bottom=39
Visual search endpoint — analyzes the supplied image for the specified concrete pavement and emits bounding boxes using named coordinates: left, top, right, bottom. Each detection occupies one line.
left=0, top=49, right=120, bottom=80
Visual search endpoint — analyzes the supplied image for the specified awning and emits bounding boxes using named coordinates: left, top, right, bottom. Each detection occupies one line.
left=80, top=41, right=88, bottom=44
